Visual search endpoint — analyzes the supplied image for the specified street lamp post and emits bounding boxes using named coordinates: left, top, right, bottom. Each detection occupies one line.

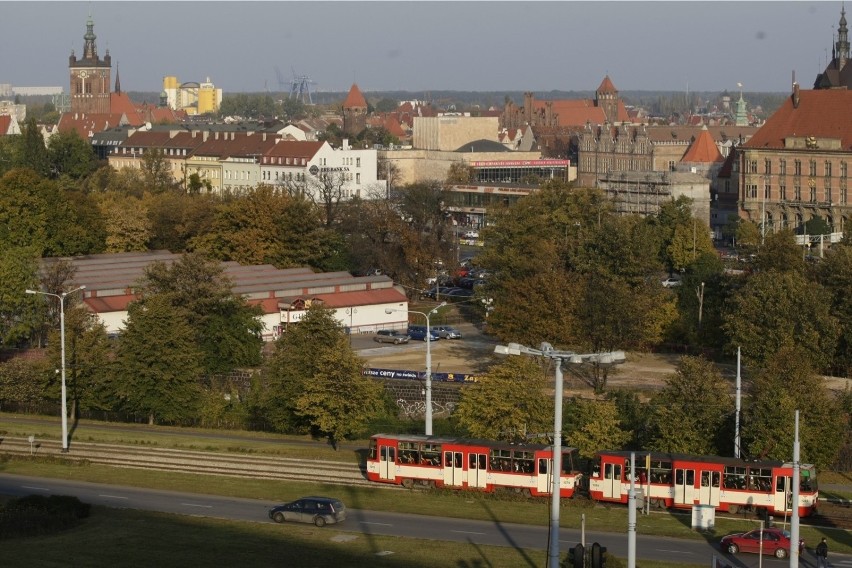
left=25, top=285, right=86, bottom=453
left=345, top=307, right=357, bottom=346
left=494, top=341, right=626, bottom=568
left=385, top=301, right=447, bottom=435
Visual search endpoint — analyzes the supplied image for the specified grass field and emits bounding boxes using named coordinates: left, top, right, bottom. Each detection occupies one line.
left=1, top=412, right=850, bottom=564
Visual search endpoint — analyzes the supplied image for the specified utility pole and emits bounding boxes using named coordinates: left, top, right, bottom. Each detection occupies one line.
left=735, top=347, right=741, bottom=458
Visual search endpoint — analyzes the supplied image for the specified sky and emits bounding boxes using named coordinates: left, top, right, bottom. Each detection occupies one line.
left=0, top=1, right=846, bottom=96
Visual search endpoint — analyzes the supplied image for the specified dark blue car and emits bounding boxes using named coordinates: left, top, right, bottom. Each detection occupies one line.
left=408, top=325, right=440, bottom=341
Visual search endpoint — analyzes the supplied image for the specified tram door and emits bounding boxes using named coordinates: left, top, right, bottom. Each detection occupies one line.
left=443, top=451, right=464, bottom=487
left=468, top=453, right=488, bottom=489
left=675, top=469, right=696, bottom=504
left=379, top=446, right=395, bottom=481
left=698, top=471, right=721, bottom=506
left=774, top=475, right=792, bottom=513
left=603, top=463, right=622, bottom=499
left=537, top=458, right=552, bottom=494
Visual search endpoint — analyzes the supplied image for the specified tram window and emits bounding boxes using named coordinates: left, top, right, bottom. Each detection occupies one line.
left=649, top=460, right=672, bottom=484
left=675, top=470, right=684, bottom=485
left=724, top=466, right=747, bottom=489
left=455, top=454, right=463, bottom=468
left=701, top=472, right=709, bottom=487
left=478, top=454, right=487, bottom=470
left=539, top=459, right=548, bottom=474
left=712, top=472, right=720, bottom=487
left=686, top=470, right=694, bottom=485
left=368, top=440, right=377, bottom=460
left=749, top=468, right=772, bottom=491
left=776, top=476, right=787, bottom=492
left=444, top=453, right=453, bottom=467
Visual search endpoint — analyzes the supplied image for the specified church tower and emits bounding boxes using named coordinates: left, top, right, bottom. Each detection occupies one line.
left=595, top=76, right=619, bottom=123
left=69, top=14, right=112, bottom=114
left=837, top=5, right=850, bottom=71
left=342, top=83, right=367, bottom=137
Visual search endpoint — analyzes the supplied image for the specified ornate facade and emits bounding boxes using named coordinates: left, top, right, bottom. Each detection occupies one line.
left=69, top=16, right=112, bottom=114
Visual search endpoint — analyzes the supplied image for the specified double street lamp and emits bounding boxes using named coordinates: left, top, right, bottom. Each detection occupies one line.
left=494, top=341, right=626, bottom=568
left=385, top=301, right=447, bottom=435
left=25, top=285, right=86, bottom=453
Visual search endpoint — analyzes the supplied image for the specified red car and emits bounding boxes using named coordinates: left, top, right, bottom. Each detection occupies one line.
left=720, top=527, right=804, bottom=559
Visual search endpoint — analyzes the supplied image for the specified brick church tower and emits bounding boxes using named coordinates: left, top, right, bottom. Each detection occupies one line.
left=69, top=15, right=112, bottom=114
left=342, top=83, right=367, bottom=137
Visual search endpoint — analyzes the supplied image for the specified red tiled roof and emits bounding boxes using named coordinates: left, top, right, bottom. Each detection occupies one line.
left=344, top=83, right=367, bottom=108
left=0, top=115, right=11, bottom=136
left=57, top=112, right=128, bottom=138
left=681, top=126, right=723, bottom=163
left=743, top=88, right=852, bottom=150
left=531, top=98, right=630, bottom=127
left=191, top=131, right=282, bottom=159
left=597, top=75, right=617, bottom=94
left=264, top=140, right=324, bottom=160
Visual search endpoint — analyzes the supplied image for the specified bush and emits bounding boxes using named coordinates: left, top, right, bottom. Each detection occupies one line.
left=0, top=494, right=90, bottom=539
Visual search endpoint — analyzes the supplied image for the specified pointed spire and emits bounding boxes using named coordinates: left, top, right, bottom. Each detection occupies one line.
left=83, top=13, right=97, bottom=60
left=114, top=63, right=121, bottom=94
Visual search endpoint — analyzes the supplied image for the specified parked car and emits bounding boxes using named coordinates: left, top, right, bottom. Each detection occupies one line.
left=374, top=330, right=410, bottom=344
left=661, top=277, right=682, bottom=288
left=434, top=325, right=463, bottom=339
left=408, top=325, right=440, bottom=341
left=720, top=527, right=803, bottom=559
left=462, top=230, right=480, bottom=239
left=269, top=496, right=346, bottom=527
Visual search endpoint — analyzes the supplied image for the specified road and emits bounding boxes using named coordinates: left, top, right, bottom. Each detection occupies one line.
left=2, top=473, right=849, bottom=567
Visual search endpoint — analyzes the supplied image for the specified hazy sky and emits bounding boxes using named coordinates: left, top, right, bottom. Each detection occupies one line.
left=0, top=1, right=845, bottom=95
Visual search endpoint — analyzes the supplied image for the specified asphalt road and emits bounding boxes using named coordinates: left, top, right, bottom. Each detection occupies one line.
left=2, top=473, right=848, bottom=567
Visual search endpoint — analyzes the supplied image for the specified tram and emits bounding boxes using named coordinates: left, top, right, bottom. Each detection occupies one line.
left=366, top=433, right=581, bottom=497
left=589, top=451, right=819, bottom=517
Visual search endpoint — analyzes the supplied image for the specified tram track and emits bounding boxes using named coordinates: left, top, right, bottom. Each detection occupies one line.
left=0, top=436, right=377, bottom=488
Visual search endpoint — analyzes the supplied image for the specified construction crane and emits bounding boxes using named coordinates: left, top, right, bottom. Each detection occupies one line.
left=288, top=67, right=316, bottom=105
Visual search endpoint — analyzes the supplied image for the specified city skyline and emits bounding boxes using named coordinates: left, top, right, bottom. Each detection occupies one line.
left=0, top=1, right=845, bottom=96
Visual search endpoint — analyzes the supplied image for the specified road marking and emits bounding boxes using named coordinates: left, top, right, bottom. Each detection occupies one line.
left=361, top=522, right=392, bottom=527
left=451, top=530, right=485, bottom=535
left=656, top=549, right=694, bottom=555
left=181, top=503, right=213, bottom=508
left=21, top=485, right=50, bottom=491
left=99, top=494, right=128, bottom=500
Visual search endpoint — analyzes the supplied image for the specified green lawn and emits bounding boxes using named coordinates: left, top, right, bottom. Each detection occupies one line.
left=0, top=505, right=709, bottom=568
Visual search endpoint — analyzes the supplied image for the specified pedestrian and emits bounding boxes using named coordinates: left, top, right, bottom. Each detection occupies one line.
left=815, top=537, right=829, bottom=568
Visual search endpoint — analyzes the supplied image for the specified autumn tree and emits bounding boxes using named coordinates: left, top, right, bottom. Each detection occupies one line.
left=96, top=193, right=152, bottom=252
left=114, top=295, right=203, bottom=425
left=15, top=117, right=49, bottom=177
left=723, top=270, right=839, bottom=370
left=140, top=148, right=177, bottom=194
left=666, top=218, right=716, bottom=272
left=144, top=192, right=217, bottom=253
left=752, top=229, right=804, bottom=273
left=454, top=356, right=552, bottom=442
left=647, top=356, right=733, bottom=455
left=0, top=246, right=42, bottom=345
left=743, top=345, right=846, bottom=469
left=564, top=398, right=630, bottom=460
left=261, top=303, right=382, bottom=438
left=191, top=185, right=338, bottom=270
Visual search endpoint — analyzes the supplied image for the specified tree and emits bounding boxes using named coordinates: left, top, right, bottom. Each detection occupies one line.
left=666, top=219, right=715, bottom=272
left=723, top=270, right=839, bottom=370
left=135, top=253, right=264, bottom=374
left=374, top=98, right=398, bottom=113
left=735, top=220, right=761, bottom=255
left=114, top=295, right=203, bottom=425
left=140, top=148, right=177, bottom=194
left=283, top=171, right=348, bottom=227
left=144, top=192, right=216, bottom=253
left=753, top=229, right=804, bottom=273
left=261, top=303, right=361, bottom=434
left=647, top=356, right=733, bottom=455
left=816, top=243, right=852, bottom=376
left=191, top=185, right=337, bottom=269
left=564, top=398, right=630, bottom=460
left=454, top=356, right=552, bottom=442
left=0, top=246, right=42, bottom=345
left=16, top=117, right=49, bottom=177
left=46, top=130, right=98, bottom=180
left=294, top=347, right=385, bottom=449
left=96, top=193, right=152, bottom=252
left=743, top=344, right=846, bottom=469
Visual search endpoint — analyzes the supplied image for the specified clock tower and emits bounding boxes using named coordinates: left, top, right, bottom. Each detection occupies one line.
left=69, top=15, right=111, bottom=114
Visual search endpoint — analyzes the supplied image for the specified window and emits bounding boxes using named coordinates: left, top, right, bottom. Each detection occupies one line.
left=668, top=160, right=676, bottom=172
left=765, top=183, right=771, bottom=199
left=794, top=182, right=802, bottom=201
left=825, top=161, right=832, bottom=178
left=764, top=159, right=772, bottom=174
left=356, top=157, right=361, bottom=167
left=779, top=159, right=787, bottom=176
left=794, top=160, right=802, bottom=176
left=356, top=173, right=361, bottom=184
left=810, top=160, right=817, bottom=177
left=810, top=185, right=817, bottom=202
left=842, top=161, right=848, bottom=178
left=780, top=184, right=786, bottom=200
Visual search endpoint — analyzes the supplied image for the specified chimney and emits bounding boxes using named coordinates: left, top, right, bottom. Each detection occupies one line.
left=792, top=82, right=800, bottom=109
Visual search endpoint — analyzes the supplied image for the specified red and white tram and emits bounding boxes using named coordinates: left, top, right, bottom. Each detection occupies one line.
left=367, top=433, right=581, bottom=497
left=589, top=451, right=818, bottom=517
